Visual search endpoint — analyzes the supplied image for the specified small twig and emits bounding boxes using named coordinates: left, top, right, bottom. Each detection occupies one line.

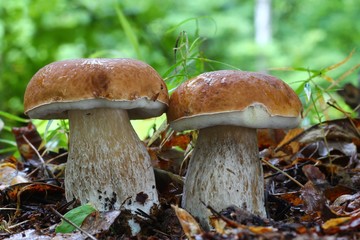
left=327, top=101, right=360, bottom=137
left=159, top=128, right=175, bottom=149
left=152, top=228, right=172, bottom=238
left=7, top=220, right=30, bottom=230
left=49, top=206, right=97, bottom=240
left=135, top=208, right=157, bottom=221
left=0, top=208, right=17, bottom=211
left=262, top=159, right=304, bottom=188
left=22, top=135, right=45, bottom=165
left=147, top=120, right=168, bottom=147
left=200, top=200, right=240, bottom=228
left=179, top=145, right=193, bottom=176
left=264, top=160, right=311, bottom=179
left=45, top=152, right=68, bottom=164
left=22, top=135, right=56, bottom=179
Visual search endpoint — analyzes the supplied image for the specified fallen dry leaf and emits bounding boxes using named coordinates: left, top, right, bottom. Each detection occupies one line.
left=81, top=210, right=121, bottom=236
left=321, top=215, right=360, bottom=235
left=276, top=128, right=304, bottom=154
left=273, top=191, right=304, bottom=206
left=248, top=226, right=276, bottom=234
left=0, top=162, right=29, bottom=190
left=1, top=182, right=64, bottom=206
left=278, top=118, right=360, bottom=147
left=162, top=132, right=192, bottom=150
left=257, top=129, right=286, bottom=150
left=172, top=205, right=203, bottom=239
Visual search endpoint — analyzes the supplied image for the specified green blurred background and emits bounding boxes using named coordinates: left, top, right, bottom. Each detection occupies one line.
left=0, top=0, right=359, bottom=124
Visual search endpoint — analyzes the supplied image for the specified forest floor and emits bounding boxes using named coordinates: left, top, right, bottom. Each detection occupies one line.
left=0, top=116, right=359, bottom=239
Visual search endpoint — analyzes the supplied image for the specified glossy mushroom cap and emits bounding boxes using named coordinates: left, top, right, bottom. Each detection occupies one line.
left=24, top=58, right=169, bottom=119
left=167, top=70, right=302, bottom=131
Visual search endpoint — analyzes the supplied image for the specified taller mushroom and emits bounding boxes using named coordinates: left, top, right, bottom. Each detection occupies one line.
left=24, top=58, right=168, bottom=215
left=167, top=70, right=302, bottom=229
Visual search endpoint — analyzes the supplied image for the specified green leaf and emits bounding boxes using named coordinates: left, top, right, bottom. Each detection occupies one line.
left=55, top=204, right=97, bottom=233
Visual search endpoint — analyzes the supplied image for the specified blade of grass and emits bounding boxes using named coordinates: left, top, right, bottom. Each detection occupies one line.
left=166, top=16, right=216, bottom=35
left=0, top=146, right=18, bottom=154
left=326, top=63, right=360, bottom=90
left=262, top=159, right=304, bottom=188
left=321, top=74, right=336, bottom=83
left=0, top=111, right=29, bottom=123
left=270, top=66, right=320, bottom=74
left=325, top=49, right=355, bottom=71
left=0, top=139, right=17, bottom=146
left=194, top=57, right=241, bottom=70
left=115, top=4, right=142, bottom=59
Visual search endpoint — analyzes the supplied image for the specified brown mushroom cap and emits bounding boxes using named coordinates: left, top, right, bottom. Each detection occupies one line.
left=167, top=70, right=303, bottom=131
left=24, top=58, right=169, bottom=119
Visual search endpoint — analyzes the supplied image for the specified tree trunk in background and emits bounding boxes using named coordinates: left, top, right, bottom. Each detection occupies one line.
left=255, top=0, right=272, bottom=72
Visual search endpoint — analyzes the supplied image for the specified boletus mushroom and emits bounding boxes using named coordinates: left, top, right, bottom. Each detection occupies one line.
left=24, top=58, right=169, bottom=217
left=167, top=70, right=302, bottom=229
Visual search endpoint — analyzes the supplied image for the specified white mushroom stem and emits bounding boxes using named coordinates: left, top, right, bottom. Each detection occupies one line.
left=65, top=108, right=159, bottom=215
left=182, top=125, right=266, bottom=229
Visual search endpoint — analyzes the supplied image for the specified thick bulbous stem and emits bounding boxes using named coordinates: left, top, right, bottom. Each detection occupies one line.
left=182, top=125, right=266, bottom=229
left=65, top=108, right=158, bottom=214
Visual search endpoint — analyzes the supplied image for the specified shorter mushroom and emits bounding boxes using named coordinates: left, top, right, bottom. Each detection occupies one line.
left=167, top=70, right=302, bottom=229
left=24, top=58, right=169, bottom=219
